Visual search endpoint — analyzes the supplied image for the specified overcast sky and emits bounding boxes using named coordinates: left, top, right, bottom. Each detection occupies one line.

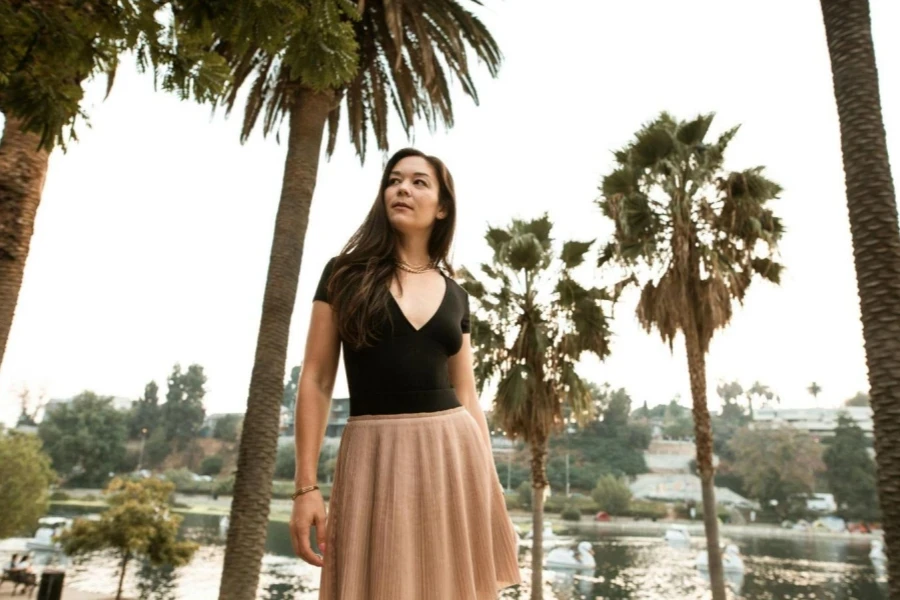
left=2, top=0, right=899, bottom=425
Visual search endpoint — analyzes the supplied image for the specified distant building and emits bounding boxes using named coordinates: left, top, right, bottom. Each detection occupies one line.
left=630, top=473, right=756, bottom=508
left=643, top=440, right=718, bottom=474
left=279, top=397, right=351, bottom=447
left=752, top=406, right=873, bottom=439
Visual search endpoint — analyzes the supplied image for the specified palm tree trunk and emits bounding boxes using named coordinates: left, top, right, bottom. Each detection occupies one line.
left=0, top=115, right=50, bottom=373
left=683, top=326, right=726, bottom=600
left=530, top=440, right=548, bottom=600
left=116, top=553, right=130, bottom=600
left=820, top=1, right=900, bottom=594
left=218, top=87, right=334, bottom=600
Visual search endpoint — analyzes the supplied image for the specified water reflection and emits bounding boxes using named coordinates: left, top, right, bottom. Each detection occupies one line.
left=55, top=509, right=886, bottom=600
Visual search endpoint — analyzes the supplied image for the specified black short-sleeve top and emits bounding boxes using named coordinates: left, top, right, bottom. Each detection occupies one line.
left=313, top=257, right=471, bottom=415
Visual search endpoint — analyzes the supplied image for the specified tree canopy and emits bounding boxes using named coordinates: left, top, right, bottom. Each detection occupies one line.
left=0, top=433, right=56, bottom=538
left=38, top=391, right=127, bottom=486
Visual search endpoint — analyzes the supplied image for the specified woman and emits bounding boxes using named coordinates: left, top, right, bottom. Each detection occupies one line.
left=290, top=148, right=521, bottom=599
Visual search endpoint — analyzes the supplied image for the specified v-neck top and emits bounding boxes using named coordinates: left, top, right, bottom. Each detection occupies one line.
left=313, top=257, right=471, bottom=415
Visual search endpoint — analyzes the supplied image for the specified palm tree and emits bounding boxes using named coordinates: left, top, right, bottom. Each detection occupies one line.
left=807, top=381, right=823, bottom=400
left=178, top=3, right=502, bottom=598
left=596, top=113, right=784, bottom=600
left=745, top=381, right=775, bottom=420
left=0, top=2, right=226, bottom=373
left=819, top=0, right=900, bottom=593
left=461, top=215, right=611, bottom=600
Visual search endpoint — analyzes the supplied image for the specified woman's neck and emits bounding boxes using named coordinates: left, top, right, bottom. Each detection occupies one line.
left=394, top=235, right=432, bottom=267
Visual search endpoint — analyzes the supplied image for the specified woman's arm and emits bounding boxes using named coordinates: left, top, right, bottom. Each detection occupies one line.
left=448, top=333, right=492, bottom=452
left=294, top=301, right=341, bottom=487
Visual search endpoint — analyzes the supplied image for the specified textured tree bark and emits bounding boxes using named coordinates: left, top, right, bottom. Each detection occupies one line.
left=218, top=88, right=334, bottom=600
left=530, top=440, right=548, bottom=600
left=0, top=116, right=50, bottom=374
left=820, top=1, right=900, bottom=595
left=684, top=325, right=726, bottom=600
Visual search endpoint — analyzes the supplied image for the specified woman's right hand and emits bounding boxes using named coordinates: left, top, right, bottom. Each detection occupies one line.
left=290, top=490, right=327, bottom=567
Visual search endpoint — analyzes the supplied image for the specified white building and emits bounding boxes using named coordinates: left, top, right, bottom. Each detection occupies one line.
left=753, top=406, right=873, bottom=439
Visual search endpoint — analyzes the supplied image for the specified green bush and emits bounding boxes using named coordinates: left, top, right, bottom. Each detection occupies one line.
left=503, top=492, right=523, bottom=511
left=117, top=449, right=141, bottom=473
left=213, top=415, right=243, bottom=442
left=49, top=490, right=71, bottom=501
left=200, top=456, right=224, bottom=476
left=214, top=477, right=235, bottom=496
left=624, top=499, right=668, bottom=520
left=560, top=505, right=582, bottom=522
left=592, top=475, right=632, bottom=515
left=516, top=480, right=532, bottom=510
left=274, top=445, right=296, bottom=480
left=144, top=428, right=171, bottom=468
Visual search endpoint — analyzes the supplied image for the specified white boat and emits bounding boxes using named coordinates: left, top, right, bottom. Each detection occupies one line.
left=25, top=517, right=72, bottom=552
left=544, top=541, right=595, bottom=569
left=219, top=516, right=230, bottom=538
left=664, top=525, right=691, bottom=545
left=870, top=539, right=887, bottom=565
left=695, top=543, right=744, bottom=573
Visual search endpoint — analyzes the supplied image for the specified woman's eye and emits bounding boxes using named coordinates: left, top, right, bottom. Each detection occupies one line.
left=415, top=179, right=427, bottom=186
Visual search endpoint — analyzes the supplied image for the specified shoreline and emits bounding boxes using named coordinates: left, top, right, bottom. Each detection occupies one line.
left=50, top=499, right=878, bottom=542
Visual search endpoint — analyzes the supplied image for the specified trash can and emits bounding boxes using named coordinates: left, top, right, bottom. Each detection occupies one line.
left=37, top=569, right=65, bottom=600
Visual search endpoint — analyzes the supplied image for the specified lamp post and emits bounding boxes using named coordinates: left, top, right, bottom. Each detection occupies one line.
left=137, top=427, right=148, bottom=471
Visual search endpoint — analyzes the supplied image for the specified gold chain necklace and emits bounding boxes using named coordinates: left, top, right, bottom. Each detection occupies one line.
left=395, top=259, right=435, bottom=274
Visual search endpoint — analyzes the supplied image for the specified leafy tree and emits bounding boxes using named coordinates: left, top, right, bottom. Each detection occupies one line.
left=463, top=215, right=612, bottom=597
left=282, top=365, right=301, bottom=410
left=596, top=112, right=784, bottom=600
left=844, top=392, right=870, bottom=407
left=274, top=445, right=296, bottom=481
left=213, top=415, right=243, bottom=443
left=162, top=364, right=207, bottom=449
left=591, top=475, right=632, bottom=515
left=824, top=414, right=880, bottom=521
left=59, top=478, right=198, bottom=600
left=730, top=427, right=824, bottom=518
left=171, top=2, right=504, bottom=595
left=0, top=2, right=227, bottom=374
left=128, top=381, right=161, bottom=439
left=603, top=387, right=632, bottom=427
left=819, top=2, right=900, bottom=591
left=0, top=433, right=56, bottom=537
left=143, top=428, right=171, bottom=469
left=38, top=392, right=127, bottom=486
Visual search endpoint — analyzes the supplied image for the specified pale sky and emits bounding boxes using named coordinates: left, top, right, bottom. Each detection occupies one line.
left=2, top=0, right=899, bottom=425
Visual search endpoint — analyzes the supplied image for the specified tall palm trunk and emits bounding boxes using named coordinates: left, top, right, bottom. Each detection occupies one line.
left=684, top=325, right=726, bottom=600
left=820, top=0, right=900, bottom=594
left=530, top=440, right=548, bottom=600
left=0, top=116, right=50, bottom=373
left=218, top=87, right=334, bottom=600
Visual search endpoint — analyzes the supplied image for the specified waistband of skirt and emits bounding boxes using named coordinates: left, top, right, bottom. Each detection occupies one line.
left=347, top=388, right=463, bottom=420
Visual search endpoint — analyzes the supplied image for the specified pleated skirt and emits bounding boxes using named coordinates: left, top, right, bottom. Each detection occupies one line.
left=318, top=404, right=522, bottom=600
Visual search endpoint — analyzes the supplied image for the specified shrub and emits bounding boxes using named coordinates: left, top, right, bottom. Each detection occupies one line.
left=274, top=445, right=296, bottom=480
left=625, top=499, right=668, bottom=520
left=214, top=477, right=235, bottom=496
left=560, top=505, right=582, bottom=522
left=516, top=480, right=532, bottom=511
left=213, top=415, right=243, bottom=442
left=144, top=428, right=171, bottom=468
left=49, top=491, right=71, bottom=501
left=592, top=475, right=632, bottom=515
left=117, top=449, right=141, bottom=473
left=163, top=468, right=195, bottom=489
left=200, top=456, right=224, bottom=476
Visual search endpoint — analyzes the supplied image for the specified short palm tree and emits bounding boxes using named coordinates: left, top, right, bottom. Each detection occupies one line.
left=596, top=112, right=783, bottom=600
left=819, top=0, right=900, bottom=593
left=461, top=215, right=612, bottom=600
left=170, top=3, right=502, bottom=598
left=807, top=381, right=823, bottom=400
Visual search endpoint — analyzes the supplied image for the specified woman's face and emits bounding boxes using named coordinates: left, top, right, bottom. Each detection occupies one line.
left=384, top=156, right=445, bottom=235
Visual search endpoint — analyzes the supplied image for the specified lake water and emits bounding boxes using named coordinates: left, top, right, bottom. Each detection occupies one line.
left=48, top=510, right=887, bottom=600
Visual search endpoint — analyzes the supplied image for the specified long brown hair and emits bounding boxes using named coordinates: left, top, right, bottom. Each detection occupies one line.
left=327, top=148, right=457, bottom=349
